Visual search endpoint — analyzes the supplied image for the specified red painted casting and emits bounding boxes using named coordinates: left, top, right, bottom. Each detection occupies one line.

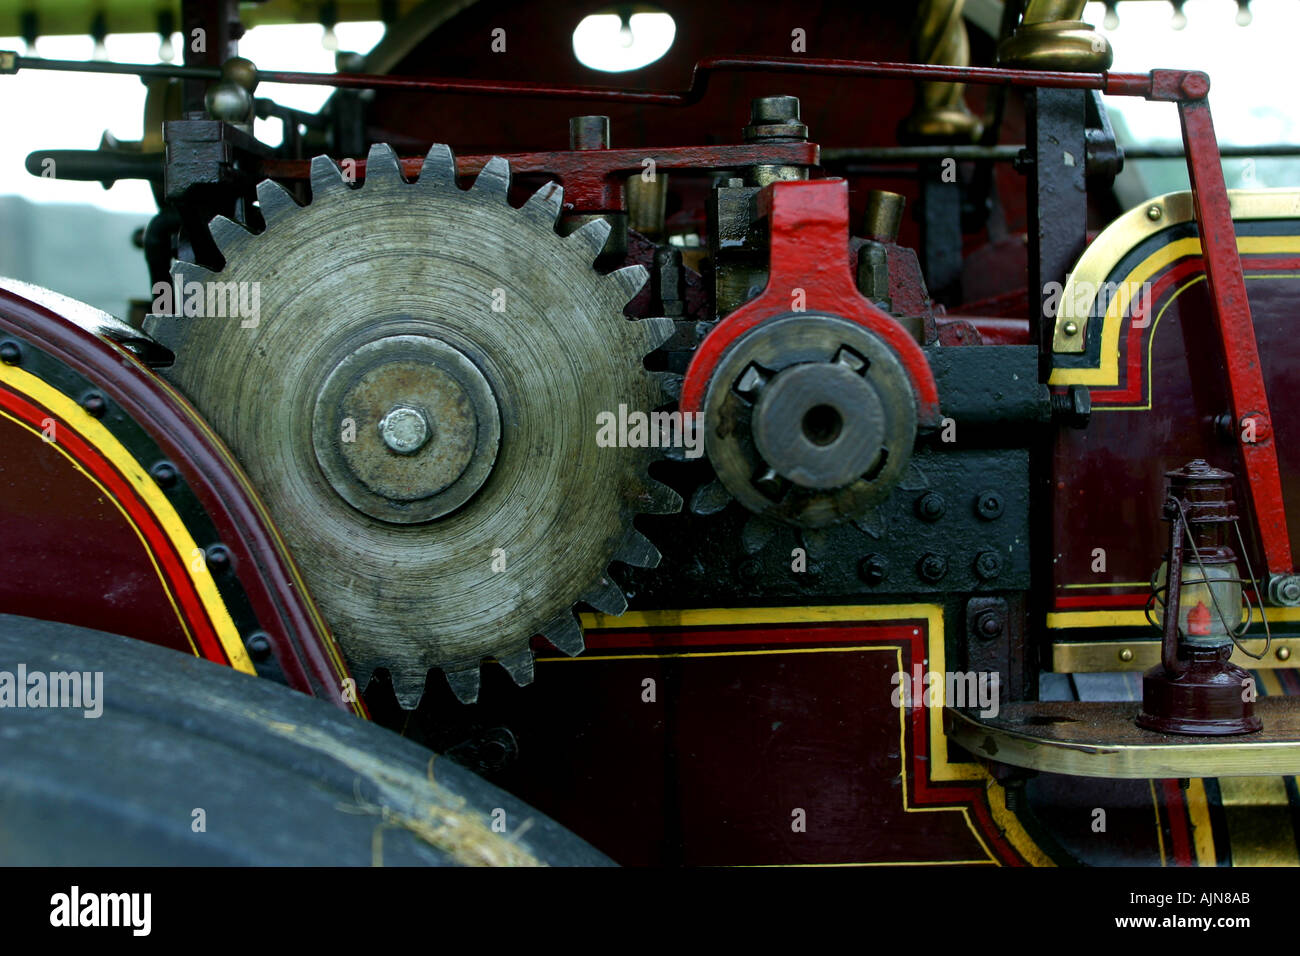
left=678, top=178, right=941, bottom=425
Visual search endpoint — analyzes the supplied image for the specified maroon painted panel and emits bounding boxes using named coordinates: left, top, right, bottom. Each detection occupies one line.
left=0, top=414, right=193, bottom=655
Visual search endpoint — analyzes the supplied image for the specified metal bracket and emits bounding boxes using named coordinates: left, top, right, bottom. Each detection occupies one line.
left=948, top=697, right=1300, bottom=778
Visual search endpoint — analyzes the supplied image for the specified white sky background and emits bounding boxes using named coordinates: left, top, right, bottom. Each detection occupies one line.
left=1085, top=0, right=1300, bottom=148
left=0, top=2, right=1296, bottom=215
left=0, top=23, right=385, bottom=214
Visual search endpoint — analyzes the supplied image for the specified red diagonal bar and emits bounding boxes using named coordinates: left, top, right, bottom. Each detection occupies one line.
left=1179, top=97, right=1294, bottom=572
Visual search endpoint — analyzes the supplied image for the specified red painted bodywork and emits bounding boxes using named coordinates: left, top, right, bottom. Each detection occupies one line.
left=0, top=289, right=362, bottom=714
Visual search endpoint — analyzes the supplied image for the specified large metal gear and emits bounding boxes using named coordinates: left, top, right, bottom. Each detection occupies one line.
left=145, top=144, right=681, bottom=707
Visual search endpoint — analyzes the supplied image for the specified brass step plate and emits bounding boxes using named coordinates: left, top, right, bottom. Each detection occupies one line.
left=946, top=698, right=1300, bottom=778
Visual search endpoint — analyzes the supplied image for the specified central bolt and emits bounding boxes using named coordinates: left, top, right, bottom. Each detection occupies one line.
left=378, top=405, right=430, bottom=455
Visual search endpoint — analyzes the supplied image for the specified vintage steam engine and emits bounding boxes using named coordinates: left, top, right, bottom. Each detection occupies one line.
left=1, top=0, right=1299, bottom=866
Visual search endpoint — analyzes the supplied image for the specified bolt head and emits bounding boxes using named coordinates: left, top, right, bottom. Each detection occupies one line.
left=976, top=492, right=1003, bottom=520
left=915, top=492, right=947, bottom=522
left=858, top=554, right=887, bottom=585
left=974, top=609, right=1003, bottom=640
left=378, top=405, right=430, bottom=455
left=918, top=553, right=948, bottom=582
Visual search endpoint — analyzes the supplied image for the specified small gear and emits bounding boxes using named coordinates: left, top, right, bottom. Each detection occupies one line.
left=146, top=144, right=681, bottom=706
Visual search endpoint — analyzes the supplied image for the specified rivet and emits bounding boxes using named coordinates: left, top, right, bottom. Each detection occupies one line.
left=150, top=461, right=178, bottom=488
left=1278, top=646, right=1292, bottom=661
left=1063, top=320, right=1079, bottom=336
left=1146, top=204, right=1162, bottom=221
left=246, top=632, right=272, bottom=661
left=1119, top=648, right=1134, bottom=662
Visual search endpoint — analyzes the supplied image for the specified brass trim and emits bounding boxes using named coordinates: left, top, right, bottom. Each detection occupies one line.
left=1218, top=777, right=1300, bottom=866
left=1053, top=636, right=1300, bottom=672
left=1051, top=188, right=1300, bottom=356
left=947, top=698, right=1300, bottom=779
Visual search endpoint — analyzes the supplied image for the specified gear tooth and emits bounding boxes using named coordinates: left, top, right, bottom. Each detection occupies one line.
left=472, top=156, right=511, bottom=197
left=610, top=264, right=648, bottom=302
left=654, top=370, right=683, bottom=403
left=256, top=179, right=299, bottom=225
left=208, top=214, right=249, bottom=253
left=613, top=527, right=661, bottom=568
left=521, top=181, right=564, bottom=227
left=689, top=479, right=732, bottom=516
left=309, top=154, right=352, bottom=199
left=497, top=647, right=535, bottom=687
left=143, top=261, right=216, bottom=344
left=389, top=666, right=429, bottom=709
left=169, top=260, right=218, bottom=287
left=418, top=143, right=457, bottom=187
left=566, top=217, right=610, bottom=259
left=638, top=477, right=683, bottom=515
left=742, top=516, right=777, bottom=554
left=443, top=667, right=481, bottom=705
left=582, top=575, right=628, bottom=616
left=364, top=143, right=406, bottom=185
left=640, top=315, right=675, bottom=352
left=541, top=610, right=585, bottom=657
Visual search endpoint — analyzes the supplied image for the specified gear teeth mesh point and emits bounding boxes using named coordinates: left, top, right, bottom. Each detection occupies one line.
left=472, top=156, right=511, bottom=197
left=521, top=181, right=564, bottom=226
left=582, top=576, right=628, bottom=616
left=613, top=527, right=661, bottom=569
left=444, top=667, right=481, bottom=705
left=567, top=217, right=611, bottom=258
left=541, top=611, right=585, bottom=657
left=208, top=214, right=249, bottom=254
left=309, top=154, right=351, bottom=199
left=256, top=179, right=299, bottom=224
left=610, top=264, right=649, bottom=302
left=419, top=143, right=457, bottom=187
left=653, top=370, right=683, bottom=404
left=498, top=647, right=535, bottom=687
left=364, top=142, right=406, bottom=184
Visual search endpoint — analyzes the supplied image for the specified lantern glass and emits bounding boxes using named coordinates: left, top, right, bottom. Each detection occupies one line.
left=1152, top=560, right=1243, bottom=646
